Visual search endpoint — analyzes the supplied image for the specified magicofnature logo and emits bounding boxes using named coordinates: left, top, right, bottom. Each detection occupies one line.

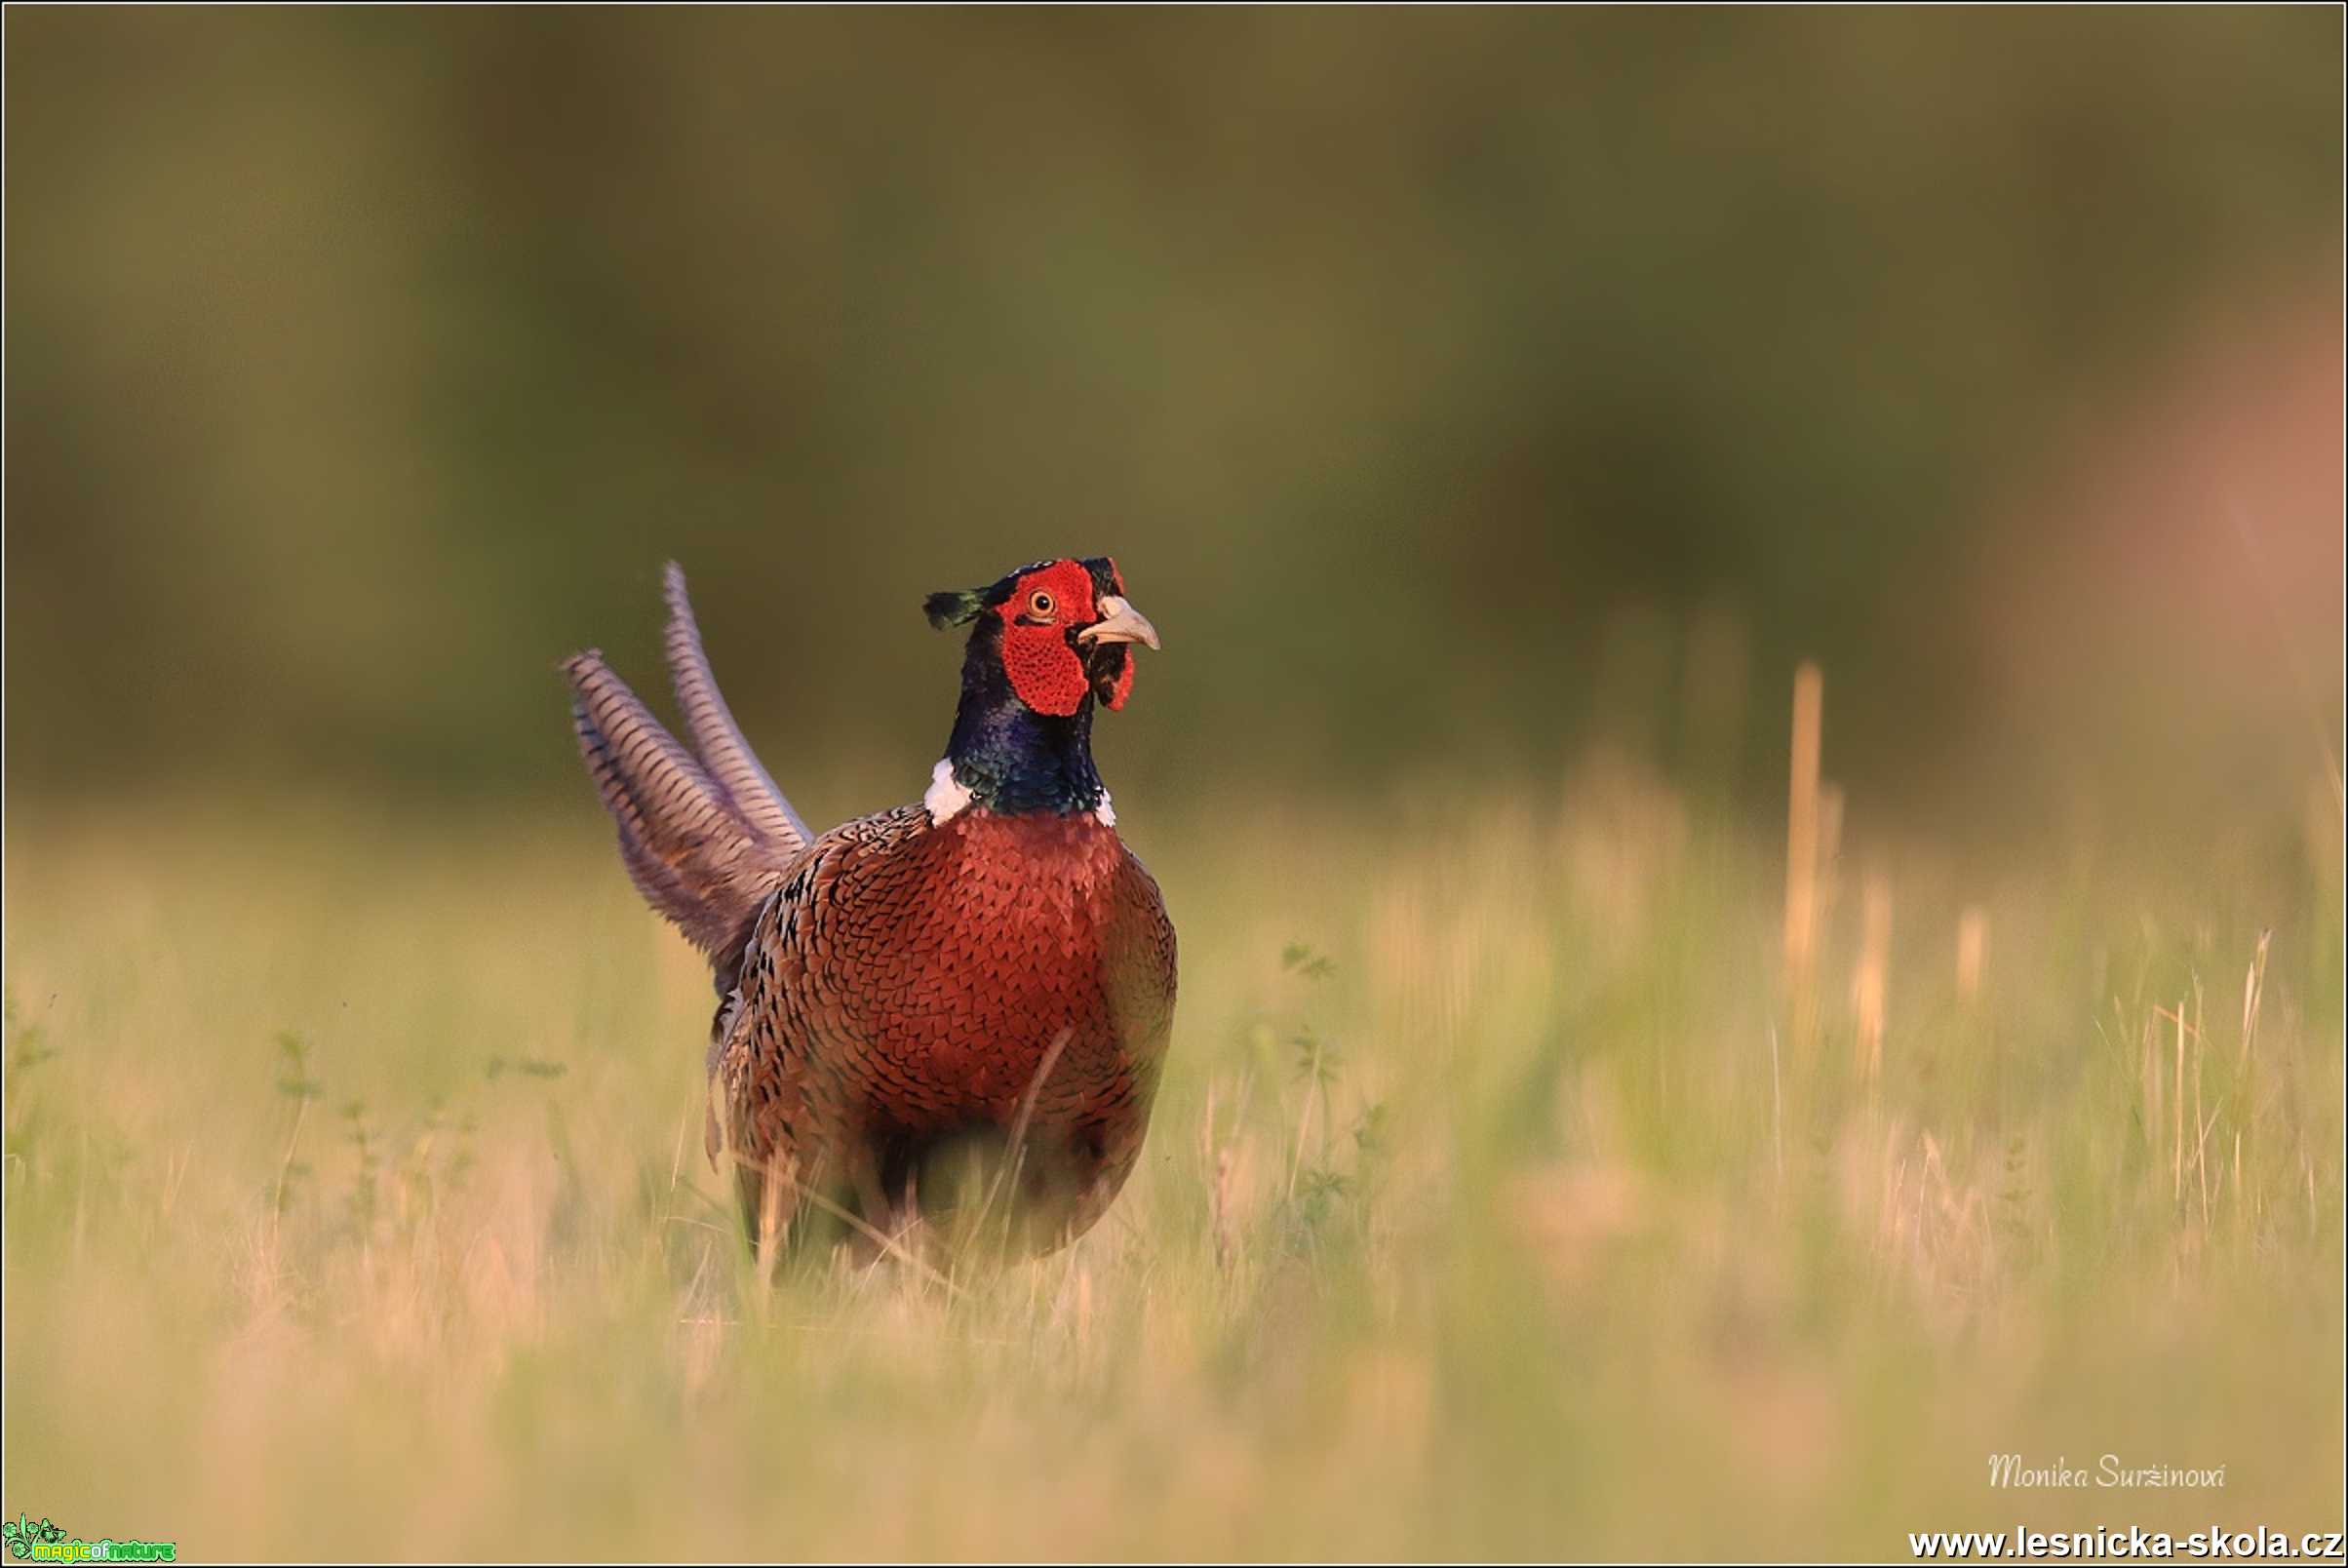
left=2, top=1513, right=176, bottom=1562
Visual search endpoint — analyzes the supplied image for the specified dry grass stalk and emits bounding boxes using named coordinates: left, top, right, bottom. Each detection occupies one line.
left=1286, top=1032, right=1324, bottom=1201
left=1854, top=873, right=1892, bottom=1085
left=2191, top=1094, right=2225, bottom=1229
left=1769, top=1025, right=1785, bottom=1194
left=272, top=1091, right=311, bottom=1245
left=1816, top=781, right=1846, bottom=936
left=2238, top=929, right=2271, bottom=1073
left=1212, top=1148, right=1235, bottom=1276
left=1956, top=907, right=1988, bottom=1000
left=1783, top=662, right=1824, bottom=1042
left=757, top=1157, right=788, bottom=1290
left=2193, top=984, right=2210, bottom=1224
left=1198, top=1080, right=1237, bottom=1276
left=736, top=1151, right=966, bottom=1299
left=2172, top=1000, right=2186, bottom=1206
left=971, top=1026, right=1074, bottom=1248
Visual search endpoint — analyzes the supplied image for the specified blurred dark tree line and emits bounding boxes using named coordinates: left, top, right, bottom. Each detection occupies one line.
left=5, top=8, right=2338, bottom=825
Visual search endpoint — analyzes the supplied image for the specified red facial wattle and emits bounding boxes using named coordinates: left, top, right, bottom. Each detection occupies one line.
left=1093, top=556, right=1134, bottom=710
left=1100, top=646, right=1134, bottom=710
left=997, top=560, right=1100, bottom=718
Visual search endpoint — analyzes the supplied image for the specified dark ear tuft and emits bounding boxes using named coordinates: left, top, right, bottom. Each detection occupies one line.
left=924, top=590, right=983, bottom=630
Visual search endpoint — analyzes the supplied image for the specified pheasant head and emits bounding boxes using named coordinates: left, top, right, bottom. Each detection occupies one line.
left=923, top=558, right=1161, bottom=821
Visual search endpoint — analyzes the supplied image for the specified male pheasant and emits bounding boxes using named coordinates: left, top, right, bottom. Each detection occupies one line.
left=562, top=558, right=1174, bottom=1257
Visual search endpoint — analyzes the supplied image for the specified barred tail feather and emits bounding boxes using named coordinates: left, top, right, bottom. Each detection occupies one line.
left=662, top=562, right=813, bottom=857
left=564, top=647, right=793, bottom=962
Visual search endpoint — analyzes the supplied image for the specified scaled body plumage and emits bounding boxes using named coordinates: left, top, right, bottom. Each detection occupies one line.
left=564, top=558, right=1173, bottom=1257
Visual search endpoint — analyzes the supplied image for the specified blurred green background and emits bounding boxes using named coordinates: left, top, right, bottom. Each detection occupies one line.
left=5, top=7, right=2341, bottom=837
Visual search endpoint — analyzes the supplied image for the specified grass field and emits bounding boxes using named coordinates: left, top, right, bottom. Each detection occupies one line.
left=4, top=761, right=2342, bottom=1559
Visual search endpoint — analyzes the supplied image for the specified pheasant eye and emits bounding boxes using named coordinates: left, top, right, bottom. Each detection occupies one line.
left=1028, top=590, right=1055, bottom=618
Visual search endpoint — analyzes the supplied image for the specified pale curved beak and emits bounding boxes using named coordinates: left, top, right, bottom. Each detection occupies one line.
left=1076, top=595, right=1160, bottom=651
